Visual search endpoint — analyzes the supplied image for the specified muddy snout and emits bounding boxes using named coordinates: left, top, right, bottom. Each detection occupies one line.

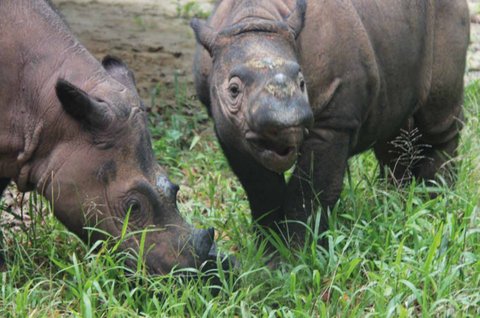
left=249, top=77, right=314, bottom=136
left=192, top=228, right=237, bottom=274
left=246, top=95, right=313, bottom=172
left=192, top=227, right=215, bottom=263
left=246, top=77, right=313, bottom=173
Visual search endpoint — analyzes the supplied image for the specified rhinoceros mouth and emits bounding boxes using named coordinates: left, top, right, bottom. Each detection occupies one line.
left=245, top=128, right=303, bottom=173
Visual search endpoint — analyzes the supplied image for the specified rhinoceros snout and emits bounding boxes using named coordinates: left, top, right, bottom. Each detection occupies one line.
left=245, top=90, right=313, bottom=173
left=246, top=126, right=305, bottom=173
left=249, top=92, right=313, bottom=133
left=192, top=227, right=215, bottom=263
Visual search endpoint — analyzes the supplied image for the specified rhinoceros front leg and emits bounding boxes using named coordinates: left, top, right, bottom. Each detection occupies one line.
left=219, top=140, right=287, bottom=236
left=283, top=130, right=350, bottom=245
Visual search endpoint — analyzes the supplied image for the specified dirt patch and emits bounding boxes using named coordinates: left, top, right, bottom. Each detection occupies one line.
left=52, top=0, right=213, bottom=106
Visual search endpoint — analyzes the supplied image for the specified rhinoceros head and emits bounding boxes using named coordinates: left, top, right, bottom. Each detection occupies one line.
left=191, top=0, right=313, bottom=173
left=40, top=56, right=214, bottom=275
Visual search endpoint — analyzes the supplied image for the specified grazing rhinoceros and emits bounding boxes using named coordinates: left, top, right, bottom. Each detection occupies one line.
left=191, top=0, right=470, bottom=244
left=0, top=0, right=216, bottom=274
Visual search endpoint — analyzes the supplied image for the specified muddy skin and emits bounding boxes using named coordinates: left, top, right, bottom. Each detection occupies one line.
left=0, top=0, right=216, bottom=275
left=192, top=0, right=470, bottom=248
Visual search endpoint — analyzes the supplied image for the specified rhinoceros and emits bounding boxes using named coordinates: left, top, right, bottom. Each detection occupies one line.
left=0, top=0, right=216, bottom=274
left=191, top=0, right=470, bottom=244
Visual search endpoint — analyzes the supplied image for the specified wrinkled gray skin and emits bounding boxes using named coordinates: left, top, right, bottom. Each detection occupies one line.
left=192, top=0, right=469, bottom=244
left=0, top=0, right=215, bottom=274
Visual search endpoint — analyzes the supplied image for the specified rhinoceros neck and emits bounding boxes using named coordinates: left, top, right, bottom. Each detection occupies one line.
left=215, top=0, right=296, bottom=27
left=0, top=1, right=110, bottom=192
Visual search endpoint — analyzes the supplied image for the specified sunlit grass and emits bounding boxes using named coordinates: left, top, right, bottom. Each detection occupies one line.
left=0, top=79, right=479, bottom=317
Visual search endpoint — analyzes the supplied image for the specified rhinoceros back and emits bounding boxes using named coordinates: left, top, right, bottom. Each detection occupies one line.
left=298, top=0, right=468, bottom=153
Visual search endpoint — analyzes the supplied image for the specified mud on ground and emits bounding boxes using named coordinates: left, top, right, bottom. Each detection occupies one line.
left=52, top=0, right=214, bottom=106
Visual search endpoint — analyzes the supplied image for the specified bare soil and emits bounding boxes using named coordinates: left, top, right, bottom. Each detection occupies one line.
left=52, top=0, right=214, bottom=105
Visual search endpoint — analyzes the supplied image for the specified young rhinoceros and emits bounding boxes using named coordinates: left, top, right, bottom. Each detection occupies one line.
left=0, top=0, right=215, bottom=274
left=191, top=0, right=469, bottom=244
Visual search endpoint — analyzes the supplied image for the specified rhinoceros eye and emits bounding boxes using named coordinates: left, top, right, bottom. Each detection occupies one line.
left=229, top=83, right=240, bottom=98
left=126, top=198, right=142, bottom=216
left=122, top=194, right=153, bottom=227
left=227, top=77, right=243, bottom=112
left=124, top=192, right=152, bottom=216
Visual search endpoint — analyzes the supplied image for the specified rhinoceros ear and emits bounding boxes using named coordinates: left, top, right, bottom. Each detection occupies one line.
left=56, top=79, right=112, bottom=129
left=191, top=18, right=217, bottom=56
left=102, top=55, right=137, bottom=91
left=286, top=0, right=307, bottom=38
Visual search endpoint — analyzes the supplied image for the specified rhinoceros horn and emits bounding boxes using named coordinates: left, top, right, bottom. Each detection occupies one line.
left=56, top=79, right=112, bottom=129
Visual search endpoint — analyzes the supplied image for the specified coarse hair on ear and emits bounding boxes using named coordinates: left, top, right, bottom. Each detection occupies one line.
left=102, top=55, right=137, bottom=90
left=55, top=79, right=112, bottom=129
left=286, top=0, right=307, bottom=38
left=191, top=18, right=218, bottom=57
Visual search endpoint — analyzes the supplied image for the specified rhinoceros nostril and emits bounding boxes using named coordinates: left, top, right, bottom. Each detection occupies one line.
left=171, top=184, right=180, bottom=198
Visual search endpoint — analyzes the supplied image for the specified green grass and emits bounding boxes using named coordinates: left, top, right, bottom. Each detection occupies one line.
left=175, top=0, right=214, bottom=19
left=1, top=78, right=479, bottom=317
